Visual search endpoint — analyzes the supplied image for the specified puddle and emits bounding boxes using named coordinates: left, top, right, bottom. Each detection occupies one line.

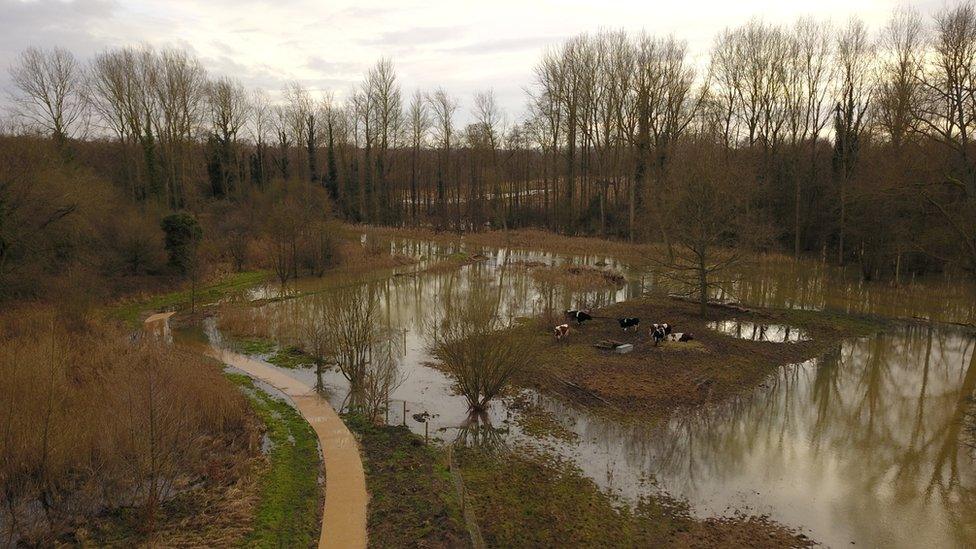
left=707, top=320, right=808, bottom=342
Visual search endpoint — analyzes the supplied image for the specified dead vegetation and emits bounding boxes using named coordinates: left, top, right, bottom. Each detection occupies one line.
left=0, top=307, right=252, bottom=544
left=522, top=262, right=625, bottom=292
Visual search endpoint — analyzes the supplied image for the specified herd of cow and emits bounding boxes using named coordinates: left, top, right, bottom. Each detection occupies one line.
left=554, top=310, right=694, bottom=345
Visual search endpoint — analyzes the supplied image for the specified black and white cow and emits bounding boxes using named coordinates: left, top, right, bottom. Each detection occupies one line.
left=650, top=323, right=673, bottom=335
left=667, top=332, right=694, bottom=342
left=565, top=309, right=592, bottom=325
left=553, top=323, right=570, bottom=340
left=649, top=323, right=674, bottom=346
left=617, top=317, right=640, bottom=331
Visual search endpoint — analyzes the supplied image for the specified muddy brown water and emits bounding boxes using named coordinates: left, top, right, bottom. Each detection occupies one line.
left=178, top=240, right=976, bottom=548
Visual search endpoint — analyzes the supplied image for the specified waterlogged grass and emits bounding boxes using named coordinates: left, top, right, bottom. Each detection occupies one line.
left=266, top=345, right=317, bottom=369
left=236, top=337, right=277, bottom=355
left=456, top=446, right=812, bottom=548
left=110, top=270, right=268, bottom=326
left=341, top=413, right=470, bottom=548
left=227, top=373, right=322, bottom=547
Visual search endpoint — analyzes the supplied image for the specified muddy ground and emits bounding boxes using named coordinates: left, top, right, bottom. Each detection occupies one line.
left=515, top=294, right=880, bottom=423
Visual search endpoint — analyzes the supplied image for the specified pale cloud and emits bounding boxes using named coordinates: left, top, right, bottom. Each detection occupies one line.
left=0, top=0, right=949, bottom=121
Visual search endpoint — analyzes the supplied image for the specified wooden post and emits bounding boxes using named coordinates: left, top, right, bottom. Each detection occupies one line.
left=425, top=420, right=429, bottom=445
left=402, top=401, right=407, bottom=426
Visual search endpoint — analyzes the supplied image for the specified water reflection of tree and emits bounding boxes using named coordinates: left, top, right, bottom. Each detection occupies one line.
left=453, top=411, right=507, bottom=450
left=624, top=327, right=976, bottom=544
left=297, top=283, right=406, bottom=422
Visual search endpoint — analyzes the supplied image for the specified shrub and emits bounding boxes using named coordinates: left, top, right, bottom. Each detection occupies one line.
left=0, top=309, right=248, bottom=544
left=160, top=212, right=203, bottom=274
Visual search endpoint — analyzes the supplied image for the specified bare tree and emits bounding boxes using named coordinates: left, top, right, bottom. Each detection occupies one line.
left=366, top=59, right=403, bottom=222
left=876, top=8, right=924, bottom=148
left=406, top=90, right=430, bottom=223
left=915, top=3, right=976, bottom=276
left=248, top=89, right=272, bottom=187
left=206, top=76, right=250, bottom=197
left=429, top=277, right=536, bottom=412
left=833, top=18, right=875, bottom=264
left=8, top=47, right=88, bottom=146
left=427, top=87, right=459, bottom=229
left=473, top=89, right=505, bottom=227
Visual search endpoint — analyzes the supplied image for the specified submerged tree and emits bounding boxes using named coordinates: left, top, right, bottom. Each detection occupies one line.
left=429, top=277, right=536, bottom=412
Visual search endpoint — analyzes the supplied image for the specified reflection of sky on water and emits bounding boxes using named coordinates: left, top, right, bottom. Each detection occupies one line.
left=707, top=319, right=808, bottom=342
left=191, top=239, right=976, bottom=548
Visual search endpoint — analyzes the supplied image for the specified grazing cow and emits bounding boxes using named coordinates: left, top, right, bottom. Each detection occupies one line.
left=650, top=325, right=667, bottom=346
left=667, top=332, right=694, bottom=342
left=554, top=324, right=570, bottom=340
left=617, top=317, right=640, bottom=331
left=650, top=323, right=673, bottom=336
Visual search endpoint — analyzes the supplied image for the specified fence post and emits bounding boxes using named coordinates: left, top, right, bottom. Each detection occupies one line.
left=425, top=420, right=429, bottom=444
left=402, top=401, right=407, bottom=426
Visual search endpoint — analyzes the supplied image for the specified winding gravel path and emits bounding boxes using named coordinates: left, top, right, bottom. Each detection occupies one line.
left=145, top=312, right=368, bottom=547
left=206, top=348, right=368, bottom=548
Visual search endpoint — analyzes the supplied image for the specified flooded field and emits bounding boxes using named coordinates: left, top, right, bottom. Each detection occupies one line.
left=179, top=240, right=976, bottom=548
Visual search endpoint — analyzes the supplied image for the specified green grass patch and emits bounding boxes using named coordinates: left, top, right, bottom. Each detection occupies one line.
left=228, top=373, right=322, bottom=547
left=341, top=413, right=469, bottom=548
left=110, top=270, right=268, bottom=326
left=266, top=345, right=316, bottom=369
left=456, top=445, right=811, bottom=548
left=235, top=337, right=277, bottom=355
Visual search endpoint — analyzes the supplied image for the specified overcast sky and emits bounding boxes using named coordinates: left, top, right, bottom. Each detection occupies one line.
left=0, top=0, right=945, bottom=122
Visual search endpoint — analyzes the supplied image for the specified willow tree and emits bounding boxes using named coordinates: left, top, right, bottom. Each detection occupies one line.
left=429, top=278, right=535, bottom=412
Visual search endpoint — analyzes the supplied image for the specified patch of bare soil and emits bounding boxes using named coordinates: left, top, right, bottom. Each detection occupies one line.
left=517, top=295, right=860, bottom=422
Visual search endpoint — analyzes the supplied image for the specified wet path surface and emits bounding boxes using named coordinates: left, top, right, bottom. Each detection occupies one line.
left=205, top=347, right=368, bottom=549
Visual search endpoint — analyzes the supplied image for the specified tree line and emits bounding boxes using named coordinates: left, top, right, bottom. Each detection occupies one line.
left=5, top=4, right=976, bottom=282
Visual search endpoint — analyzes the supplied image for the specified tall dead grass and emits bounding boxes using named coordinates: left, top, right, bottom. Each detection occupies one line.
left=0, top=308, right=248, bottom=544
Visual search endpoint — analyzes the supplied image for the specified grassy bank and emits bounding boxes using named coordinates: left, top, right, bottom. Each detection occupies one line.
left=342, top=413, right=470, bottom=548
left=109, top=270, right=269, bottom=326
left=229, top=373, right=323, bottom=547
left=456, top=445, right=813, bottom=548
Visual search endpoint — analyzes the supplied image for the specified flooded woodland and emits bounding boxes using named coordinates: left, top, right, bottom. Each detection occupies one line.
left=8, top=3, right=976, bottom=546
left=168, top=237, right=976, bottom=548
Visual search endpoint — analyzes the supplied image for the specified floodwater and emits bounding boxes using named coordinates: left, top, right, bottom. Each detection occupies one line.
left=181, top=240, right=976, bottom=548
left=707, top=319, right=808, bottom=342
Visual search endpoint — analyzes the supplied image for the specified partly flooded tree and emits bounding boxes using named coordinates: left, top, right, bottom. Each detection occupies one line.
left=429, top=276, right=536, bottom=412
left=301, top=283, right=404, bottom=422
left=654, top=133, right=756, bottom=316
